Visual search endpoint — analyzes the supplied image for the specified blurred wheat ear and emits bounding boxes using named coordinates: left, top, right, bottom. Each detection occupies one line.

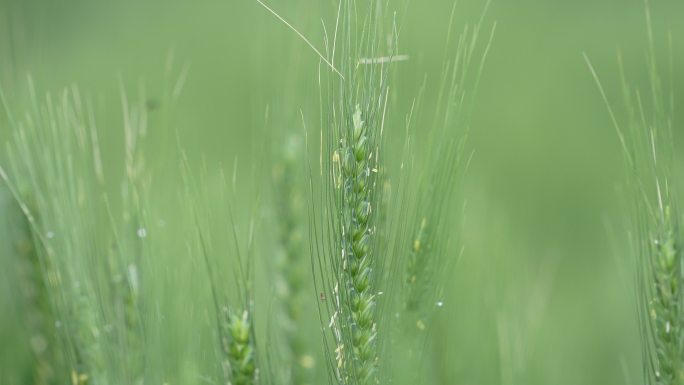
left=272, top=134, right=316, bottom=385
left=0, top=188, right=63, bottom=384
left=1, top=82, right=149, bottom=385
left=585, top=2, right=682, bottom=383
left=385, top=4, right=494, bottom=384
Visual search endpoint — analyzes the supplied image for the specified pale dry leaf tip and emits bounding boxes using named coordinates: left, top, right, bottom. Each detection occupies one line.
left=172, top=63, right=191, bottom=102
left=358, top=54, right=410, bottom=65
left=0, top=165, right=8, bottom=182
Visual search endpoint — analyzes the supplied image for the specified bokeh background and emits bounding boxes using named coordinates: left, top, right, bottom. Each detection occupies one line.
left=1, top=0, right=683, bottom=384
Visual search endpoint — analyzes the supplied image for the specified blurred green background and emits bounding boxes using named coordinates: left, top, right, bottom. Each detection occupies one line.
left=1, top=0, right=683, bottom=384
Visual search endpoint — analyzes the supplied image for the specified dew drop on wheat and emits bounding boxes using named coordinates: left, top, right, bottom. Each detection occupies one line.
left=436, top=300, right=444, bottom=308
left=46, top=231, right=55, bottom=239
left=137, top=227, right=147, bottom=239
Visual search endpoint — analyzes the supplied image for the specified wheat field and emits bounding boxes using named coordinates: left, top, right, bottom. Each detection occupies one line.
left=1, top=1, right=684, bottom=385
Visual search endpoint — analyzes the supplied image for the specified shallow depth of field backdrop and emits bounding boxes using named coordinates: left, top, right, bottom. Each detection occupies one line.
left=1, top=0, right=684, bottom=384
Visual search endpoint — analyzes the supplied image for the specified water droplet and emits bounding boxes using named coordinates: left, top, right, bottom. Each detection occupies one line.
left=377, top=291, right=384, bottom=295
left=55, top=320, right=62, bottom=328
left=666, top=321, right=671, bottom=334
left=436, top=301, right=444, bottom=308
left=46, top=231, right=55, bottom=239
left=137, top=228, right=147, bottom=238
